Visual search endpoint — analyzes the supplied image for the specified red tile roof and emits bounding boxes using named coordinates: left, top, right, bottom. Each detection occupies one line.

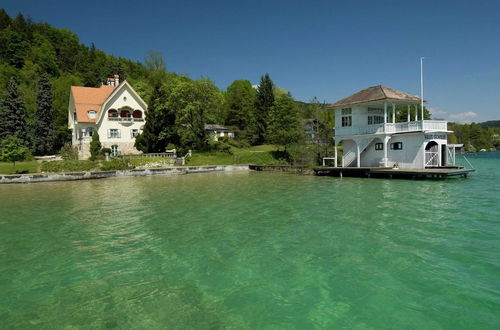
left=327, top=85, right=422, bottom=108
left=71, top=85, right=116, bottom=123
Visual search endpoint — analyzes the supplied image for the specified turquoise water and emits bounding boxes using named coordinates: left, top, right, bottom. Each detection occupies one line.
left=1, top=153, right=499, bottom=329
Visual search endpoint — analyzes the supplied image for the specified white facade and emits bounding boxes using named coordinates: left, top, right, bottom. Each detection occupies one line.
left=68, top=80, right=147, bottom=159
left=332, top=100, right=453, bottom=169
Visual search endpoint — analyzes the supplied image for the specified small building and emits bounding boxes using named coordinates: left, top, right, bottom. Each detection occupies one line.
left=205, top=124, right=234, bottom=141
left=327, top=85, right=455, bottom=168
left=68, top=76, right=147, bottom=159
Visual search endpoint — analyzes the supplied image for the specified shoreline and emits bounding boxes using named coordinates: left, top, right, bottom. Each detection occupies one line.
left=0, top=165, right=251, bottom=184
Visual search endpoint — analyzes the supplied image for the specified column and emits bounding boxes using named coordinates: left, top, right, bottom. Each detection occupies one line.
left=384, top=102, right=387, bottom=123
left=383, top=136, right=389, bottom=167
left=356, top=142, right=361, bottom=168
left=415, top=104, right=418, bottom=121
left=392, top=104, right=396, bottom=123
left=334, top=141, right=338, bottom=168
left=407, top=104, right=411, bottom=122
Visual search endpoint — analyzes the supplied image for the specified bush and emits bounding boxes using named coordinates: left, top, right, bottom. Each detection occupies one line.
left=89, top=132, right=101, bottom=160
left=40, top=160, right=97, bottom=172
left=60, top=143, right=78, bottom=160
left=101, top=147, right=111, bottom=155
left=208, top=139, right=233, bottom=154
left=100, top=159, right=131, bottom=171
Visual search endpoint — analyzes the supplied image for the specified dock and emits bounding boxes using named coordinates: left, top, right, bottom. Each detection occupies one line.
left=313, top=166, right=475, bottom=179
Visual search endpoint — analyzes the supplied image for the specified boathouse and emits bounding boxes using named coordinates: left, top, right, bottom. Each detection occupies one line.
left=327, top=85, right=454, bottom=169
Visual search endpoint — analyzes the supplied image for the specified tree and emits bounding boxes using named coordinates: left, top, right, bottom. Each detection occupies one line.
left=168, top=79, right=223, bottom=149
left=89, top=131, right=101, bottom=160
left=251, top=73, right=274, bottom=145
left=1, top=136, right=29, bottom=170
left=0, top=77, right=29, bottom=145
left=267, top=92, right=302, bottom=149
left=224, top=80, right=256, bottom=135
left=33, top=73, right=54, bottom=155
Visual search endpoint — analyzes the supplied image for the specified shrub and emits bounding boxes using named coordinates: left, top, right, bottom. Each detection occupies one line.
left=89, top=132, right=101, bottom=160
left=100, top=159, right=131, bottom=171
left=60, top=143, right=78, bottom=160
left=40, top=160, right=97, bottom=172
left=101, top=147, right=111, bottom=155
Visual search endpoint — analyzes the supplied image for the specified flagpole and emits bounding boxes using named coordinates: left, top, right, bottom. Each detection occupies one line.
left=420, top=57, right=424, bottom=120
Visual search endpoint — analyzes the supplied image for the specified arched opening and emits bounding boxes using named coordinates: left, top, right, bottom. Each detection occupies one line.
left=425, top=141, right=439, bottom=167
left=132, top=110, right=143, bottom=119
left=120, top=109, right=131, bottom=118
left=108, top=109, right=118, bottom=117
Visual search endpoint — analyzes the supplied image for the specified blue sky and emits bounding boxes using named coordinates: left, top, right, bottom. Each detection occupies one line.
left=3, top=0, right=500, bottom=122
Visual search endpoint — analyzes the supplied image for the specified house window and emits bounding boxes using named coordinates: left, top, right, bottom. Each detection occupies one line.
left=131, top=129, right=139, bottom=138
left=111, top=145, right=119, bottom=156
left=88, top=110, right=96, bottom=119
left=108, top=109, right=118, bottom=117
left=341, top=108, right=352, bottom=127
left=375, top=143, right=383, bottom=150
left=132, top=110, right=142, bottom=118
left=73, top=112, right=77, bottom=121
left=120, top=110, right=131, bottom=118
left=368, top=115, right=384, bottom=125
left=85, top=127, right=93, bottom=137
left=108, top=129, right=121, bottom=138
left=390, top=142, right=403, bottom=150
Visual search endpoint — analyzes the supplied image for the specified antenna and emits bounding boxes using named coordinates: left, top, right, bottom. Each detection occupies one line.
left=420, top=57, right=425, bottom=120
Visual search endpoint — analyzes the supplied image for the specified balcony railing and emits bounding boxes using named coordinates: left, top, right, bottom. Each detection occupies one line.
left=108, top=117, right=144, bottom=122
left=335, top=120, right=448, bottom=137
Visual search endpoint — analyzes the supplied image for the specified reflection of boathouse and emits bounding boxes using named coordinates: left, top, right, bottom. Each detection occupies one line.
left=327, top=85, right=456, bottom=169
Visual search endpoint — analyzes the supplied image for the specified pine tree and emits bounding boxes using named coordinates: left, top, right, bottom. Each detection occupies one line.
left=33, top=73, right=54, bottom=155
left=89, top=131, right=101, bottom=160
left=0, top=77, right=29, bottom=145
left=267, top=92, right=302, bottom=149
left=251, top=73, right=274, bottom=145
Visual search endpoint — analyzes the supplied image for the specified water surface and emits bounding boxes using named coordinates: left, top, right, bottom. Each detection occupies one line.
left=1, top=152, right=499, bottom=329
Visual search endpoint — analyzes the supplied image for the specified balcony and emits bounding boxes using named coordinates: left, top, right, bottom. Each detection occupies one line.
left=335, top=120, right=448, bottom=137
left=108, top=117, right=144, bottom=122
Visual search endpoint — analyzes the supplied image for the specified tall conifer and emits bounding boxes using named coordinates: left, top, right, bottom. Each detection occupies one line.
left=34, top=73, right=54, bottom=155
left=0, top=77, right=29, bottom=145
left=252, top=73, right=274, bottom=145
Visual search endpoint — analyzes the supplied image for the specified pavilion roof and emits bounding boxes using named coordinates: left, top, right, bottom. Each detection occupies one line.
left=327, top=85, right=423, bottom=108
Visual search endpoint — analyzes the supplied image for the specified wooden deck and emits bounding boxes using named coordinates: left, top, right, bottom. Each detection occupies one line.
left=313, top=166, right=475, bottom=179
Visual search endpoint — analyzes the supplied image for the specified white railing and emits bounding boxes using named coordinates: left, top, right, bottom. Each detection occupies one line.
left=108, top=117, right=143, bottom=122
left=336, top=120, right=447, bottom=137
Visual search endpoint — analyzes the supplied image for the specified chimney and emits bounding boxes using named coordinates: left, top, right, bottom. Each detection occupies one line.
left=114, top=74, right=120, bottom=86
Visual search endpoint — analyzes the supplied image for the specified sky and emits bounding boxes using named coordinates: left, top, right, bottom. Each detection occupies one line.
left=2, top=0, right=500, bottom=122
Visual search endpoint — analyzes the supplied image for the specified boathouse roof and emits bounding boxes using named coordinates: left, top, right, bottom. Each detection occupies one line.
left=327, top=85, right=423, bottom=108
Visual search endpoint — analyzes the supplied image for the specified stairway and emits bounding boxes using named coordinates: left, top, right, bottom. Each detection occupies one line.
left=343, top=137, right=375, bottom=167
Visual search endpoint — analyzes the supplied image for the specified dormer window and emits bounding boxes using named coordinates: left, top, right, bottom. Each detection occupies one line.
left=108, top=109, right=118, bottom=117
left=88, top=110, right=96, bottom=119
left=132, top=110, right=143, bottom=119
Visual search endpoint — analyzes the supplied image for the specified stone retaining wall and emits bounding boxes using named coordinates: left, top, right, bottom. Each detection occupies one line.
left=0, top=165, right=250, bottom=184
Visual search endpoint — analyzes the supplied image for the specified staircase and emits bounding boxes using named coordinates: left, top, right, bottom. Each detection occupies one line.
left=343, top=138, right=375, bottom=167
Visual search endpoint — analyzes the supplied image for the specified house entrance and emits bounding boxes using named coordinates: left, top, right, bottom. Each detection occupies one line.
left=425, top=141, right=439, bottom=167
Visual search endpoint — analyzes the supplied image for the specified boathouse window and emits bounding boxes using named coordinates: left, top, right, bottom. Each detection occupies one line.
left=341, top=108, right=352, bottom=127
left=108, top=129, right=121, bottom=138
left=375, top=143, right=383, bottom=150
left=390, top=142, right=403, bottom=150
left=367, top=108, right=384, bottom=125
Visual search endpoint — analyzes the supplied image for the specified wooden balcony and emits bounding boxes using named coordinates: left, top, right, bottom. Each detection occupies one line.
left=335, top=120, right=448, bottom=137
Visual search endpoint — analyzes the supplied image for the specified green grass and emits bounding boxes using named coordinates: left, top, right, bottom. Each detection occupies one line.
left=0, top=161, right=39, bottom=174
left=186, top=146, right=288, bottom=166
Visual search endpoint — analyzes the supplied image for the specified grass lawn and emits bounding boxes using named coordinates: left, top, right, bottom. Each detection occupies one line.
left=0, top=161, right=39, bottom=174
left=187, top=145, right=288, bottom=166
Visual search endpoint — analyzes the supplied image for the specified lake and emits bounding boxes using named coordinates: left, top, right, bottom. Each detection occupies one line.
left=1, top=152, right=499, bottom=329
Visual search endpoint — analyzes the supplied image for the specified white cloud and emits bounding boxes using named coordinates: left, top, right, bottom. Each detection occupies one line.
left=449, top=111, right=478, bottom=123
left=428, top=107, right=448, bottom=118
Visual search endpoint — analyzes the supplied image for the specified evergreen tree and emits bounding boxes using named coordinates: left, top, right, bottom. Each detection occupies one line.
left=267, top=92, right=302, bottom=149
left=251, top=73, right=274, bottom=145
left=89, top=131, right=101, bottom=160
left=0, top=77, right=29, bottom=145
left=33, top=73, right=54, bottom=155
left=224, top=80, right=256, bottom=134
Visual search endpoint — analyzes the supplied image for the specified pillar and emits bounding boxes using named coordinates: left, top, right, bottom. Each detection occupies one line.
left=356, top=142, right=361, bottom=168
left=384, top=102, right=387, bottom=124
left=407, top=104, right=411, bottom=122
left=392, top=104, right=396, bottom=123
left=334, top=141, right=338, bottom=167
left=383, top=136, right=389, bottom=167
left=415, top=104, right=418, bottom=121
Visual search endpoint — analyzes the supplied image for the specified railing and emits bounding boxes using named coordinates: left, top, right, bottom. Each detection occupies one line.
left=108, top=117, right=143, bottom=122
left=336, top=120, right=448, bottom=137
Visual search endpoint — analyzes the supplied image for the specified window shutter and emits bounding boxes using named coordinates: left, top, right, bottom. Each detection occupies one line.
left=107, top=129, right=111, bottom=138
left=118, top=129, right=121, bottom=138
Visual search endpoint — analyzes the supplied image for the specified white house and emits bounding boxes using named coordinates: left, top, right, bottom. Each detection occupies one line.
left=204, top=124, right=235, bottom=141
left=68, top=75, right=147, bottom=159
left=327, top=85, right=455, bottom=169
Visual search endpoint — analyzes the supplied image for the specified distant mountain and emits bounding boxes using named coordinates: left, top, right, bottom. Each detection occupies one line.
left=480, top=121, right=500, bottom=128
